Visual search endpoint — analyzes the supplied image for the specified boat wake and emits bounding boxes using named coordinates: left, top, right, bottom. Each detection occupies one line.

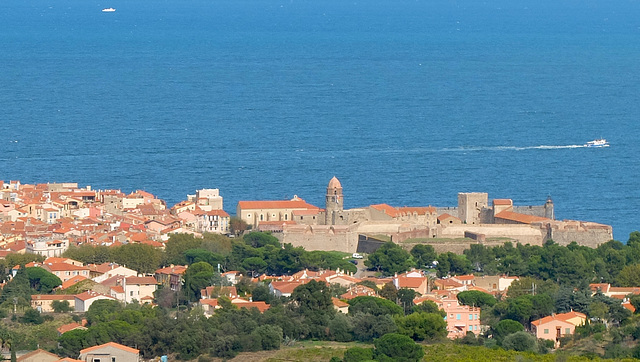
left=441, top=144, right=589, bottom=152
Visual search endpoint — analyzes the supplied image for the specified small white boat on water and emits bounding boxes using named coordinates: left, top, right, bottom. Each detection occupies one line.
left=585, top=139, right=609, bottom=148
left=102, top=7, right=116, bottom=12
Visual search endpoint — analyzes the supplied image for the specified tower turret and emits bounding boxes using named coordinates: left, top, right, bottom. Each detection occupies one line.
left=545, top=195, right=554, bottom=220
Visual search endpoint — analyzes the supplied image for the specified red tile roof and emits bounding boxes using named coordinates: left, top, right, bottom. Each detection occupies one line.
left=57, top=322, right=87, bottom=335
left=80, top=342, right=139, bottom=355
left=493, top=199, right=513, bottom=206
left=370, top=204, right=400, bottom=217
left=494, top=210, right=550, bottom=224
left=16, top=349, right=59, bottom=362
left=61, top=275, right=88, bottom=290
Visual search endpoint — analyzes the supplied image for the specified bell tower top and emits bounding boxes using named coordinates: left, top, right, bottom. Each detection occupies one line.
left=328, top=176, right=342, bottom=191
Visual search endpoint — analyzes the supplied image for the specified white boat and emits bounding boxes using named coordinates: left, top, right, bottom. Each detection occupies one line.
left=102, top=7, right=116, bottom=12
left=585, top=139, right=609, bottom=148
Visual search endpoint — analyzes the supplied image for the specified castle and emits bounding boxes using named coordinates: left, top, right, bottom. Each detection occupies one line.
left=236, top=177, right=613, bottom=254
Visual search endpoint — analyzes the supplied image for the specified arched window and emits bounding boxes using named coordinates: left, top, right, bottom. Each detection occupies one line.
left=260, top=214, right=264, bottom=221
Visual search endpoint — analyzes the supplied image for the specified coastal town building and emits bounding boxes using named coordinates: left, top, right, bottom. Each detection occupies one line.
left=531, top=311, right=587, bottom=346
left=78, top=342, right=140, bottom=362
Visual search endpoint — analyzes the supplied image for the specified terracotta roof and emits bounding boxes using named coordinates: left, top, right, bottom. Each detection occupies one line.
left=155, top=265, right=188, bottom=275
left=74, top=291, right=114, bottom=301
left=206, top=209, right=230, bottom=217
left=237, top=301, right=270, bottom=313
left=54, top=358, right=84, bottom=362
left=270, top=280, right=305, bottom=294
left=332, top=297, right=349, bottom=308
left=493, top=199, right=513, bottom=206
left=57, top=322, right=87, bottom=335
left=438, top=213, right=459, bottom=221
left=531, top=311, right=587, bottom=327
left=238, top=199, right=319, bottom=210
left=370, top=204, right=400, bottom=217
left=396, top=276, right=427, bottom=289
left=494, top=210, right=550, bottom=224
left=80, top=342, right=139, bottom=355
left=61, top=275, right=88, bottom=289
left=16, top=349, right=59, bottom=362
left=43, top=263, right=89, bottom=272
left=111, top=286, right=124, bottom=294
left=125, top=276, right=158, bottom=285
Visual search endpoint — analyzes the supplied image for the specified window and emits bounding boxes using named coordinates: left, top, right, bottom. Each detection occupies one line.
left=112, top=358, right=116, bottom=362
left=469, top=325, right=473, bottom=331
left=565, top=328, right=570, bottom=335
left=284, top=214, right=288, bottom=220
left=260, top=214, right=263, bottom=221
left=456, top=314, right=461, bottom=320
left=468, top=314, right=473, bottom=321
left=544, top=329, right=549, bottom=334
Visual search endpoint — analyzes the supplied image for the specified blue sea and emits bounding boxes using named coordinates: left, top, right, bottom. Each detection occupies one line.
left=1, top=0, right=639, bottom=241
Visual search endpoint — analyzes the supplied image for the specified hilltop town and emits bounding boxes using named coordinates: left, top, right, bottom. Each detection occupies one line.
left=1, top=178, right=638, bottom=362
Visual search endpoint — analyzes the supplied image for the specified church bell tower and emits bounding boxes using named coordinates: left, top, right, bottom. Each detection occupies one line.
left=325, top=176, right=343, bottom=225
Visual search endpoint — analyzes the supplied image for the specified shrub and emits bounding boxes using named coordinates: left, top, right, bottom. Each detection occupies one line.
left=374, top=333, right=424, bottom=362
left=343, top=346, right=374, bottom=362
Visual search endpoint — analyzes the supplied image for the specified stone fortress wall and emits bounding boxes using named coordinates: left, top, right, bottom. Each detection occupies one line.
left=276, top=178, right=613, bottom=254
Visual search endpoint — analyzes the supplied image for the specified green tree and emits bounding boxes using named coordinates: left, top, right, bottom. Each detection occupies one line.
left=328, top=313, right=353, bottom=342
left=436, top=252, right=472, bottom=277
left=617, top=264, right=640, bottom=287
left=457, top=290, right=496, bottom=308
left=490, top=319, right=524, bottom=344
left=52, top=300, right=73, bottom=313
left=229, top=217, right=250, bottom=236
left=251, top=324, right=282, bottom=350
left=25, top=267, right=62, bottom=293
left=343, top=346, right=374, bottom=362
left=501, top=331, right=538, bottom=352
left=379, top=282, right=398, bottom=301
left=373, top=333, right=424, bottom=362
left=410, top=244, right=437, bottom=269
left=112, top=243, right=163, bottom=274
left=395, top=312, right=447, bottom=341
left=365, top=242, right=412, bottom=275
left=412, top=300, right=444, bottom=316
left=20, top=308, right=44, bottom=324
left=397, top=288, right=416, bottom=315
left=242, top=257, right=268, bottom=277
left=348, top=296, right=403, bottom=316
left=352, top=313, right=397, bottom=342
left=183, top=261, right=215, bottom=301
left=164, top=233, right=204, bottom=265
left=243, top=232, right=279, bottom=248
left=291, top=280, right=334, bottom=316
left=85, top=299, right=123, bottom=325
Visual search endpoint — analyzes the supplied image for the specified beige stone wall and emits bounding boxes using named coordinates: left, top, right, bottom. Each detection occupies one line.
left=283, top=225, right=359, bottom=253
left=438, top=224, right=545, bottom=246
